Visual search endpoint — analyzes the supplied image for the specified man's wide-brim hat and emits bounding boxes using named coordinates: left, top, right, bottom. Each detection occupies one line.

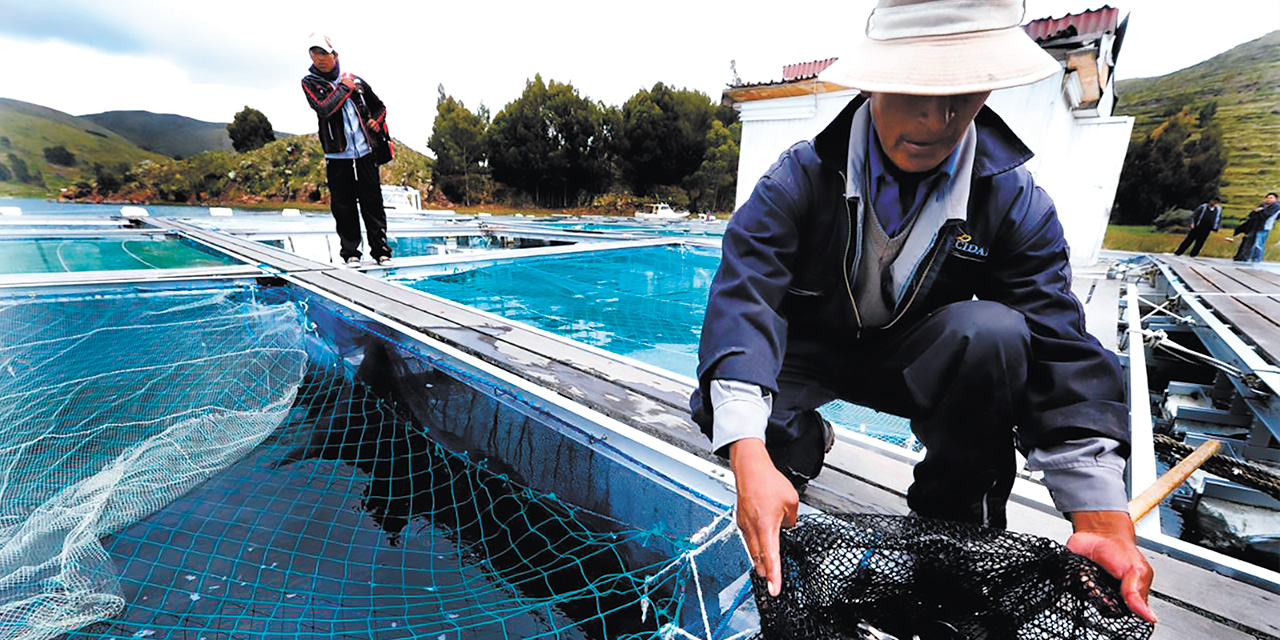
left=820, top=0, right=1060, bottom=95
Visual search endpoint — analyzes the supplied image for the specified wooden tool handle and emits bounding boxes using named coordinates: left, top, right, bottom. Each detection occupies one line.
left=1129, top=439, right=1221, bottom=524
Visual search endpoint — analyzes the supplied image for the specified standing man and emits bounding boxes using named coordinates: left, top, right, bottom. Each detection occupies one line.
left=1249, top=192, right=1280, bottom=262
left=301, top=33, right=394, bottom=267
left=1174, top=196, right=1221, bottom=257
left=690, top=0, right=1156, bottom=624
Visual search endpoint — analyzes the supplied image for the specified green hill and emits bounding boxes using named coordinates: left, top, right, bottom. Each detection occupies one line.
left=0, top=98, right=168, bottom=196
left=1115, top=30, right=1280, bottom=220
left=63, top=133, right=433, bottom=208
left=83, top=110, right=293, bottom=159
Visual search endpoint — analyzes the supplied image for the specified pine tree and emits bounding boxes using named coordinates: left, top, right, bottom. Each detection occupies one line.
left=227, top=107, right=276, bottom=152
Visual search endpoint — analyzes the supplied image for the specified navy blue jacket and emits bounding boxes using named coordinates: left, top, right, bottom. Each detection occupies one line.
left=693, top=96, right=1129, bottom=455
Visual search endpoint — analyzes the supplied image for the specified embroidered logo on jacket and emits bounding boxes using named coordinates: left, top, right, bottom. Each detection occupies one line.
left=953, top=232, right=989, bottom=258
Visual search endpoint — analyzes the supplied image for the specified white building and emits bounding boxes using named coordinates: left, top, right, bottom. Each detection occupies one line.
left=725, top=7, right=1133, bottom=265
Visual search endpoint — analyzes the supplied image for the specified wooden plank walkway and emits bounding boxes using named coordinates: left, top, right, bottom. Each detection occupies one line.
left=1160, top=255, right=1280, bottom=366
left=151, top=220, right=1279, bottom=640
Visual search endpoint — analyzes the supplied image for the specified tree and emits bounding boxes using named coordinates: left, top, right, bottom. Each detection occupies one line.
left=43, top=145, right=77, bottom=167
left=1185, top=103, right=1228, bottom=206
left=620, top=83, right=717, bottom=195
left=227, top=106, right=276, bottom=152
left=429, top=86, right=490, bottom=205
left=6, top=153, right=41, bottom=186
left=91, top=162, right=132, bottom=195
left=0, top=161, right=11, bottom=182
left=487, top=75, right=610, bottom=207
left=1113, top=105, right=1225, bottom=225
left=684, top=119, right=740, bottom=212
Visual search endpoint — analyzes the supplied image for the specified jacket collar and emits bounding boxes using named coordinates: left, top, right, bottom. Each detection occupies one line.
left=814, top=94, right=1034, bottom=180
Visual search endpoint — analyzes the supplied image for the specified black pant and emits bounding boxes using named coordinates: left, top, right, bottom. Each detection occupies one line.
left=1175, top=226, right=1211, bottom=256
left=326, top=154, right=391, bottom=261
left=696, top=300, right=1029, bottom=528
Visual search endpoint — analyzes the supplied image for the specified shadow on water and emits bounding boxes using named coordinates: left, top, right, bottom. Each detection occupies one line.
left=275, top=337, right=660, bottom=639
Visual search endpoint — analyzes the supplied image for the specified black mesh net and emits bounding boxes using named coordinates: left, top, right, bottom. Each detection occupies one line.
left=751, top=513, right=1154, bottom=640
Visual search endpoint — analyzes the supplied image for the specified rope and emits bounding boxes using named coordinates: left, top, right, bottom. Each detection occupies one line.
left=1136, top=327, right=1249, bottom=381
left=1154, top=434, right=1280, bottom=501
left=1137, top=296, right=1195, bottom=325
left=643, top=508, right=742, bottom=640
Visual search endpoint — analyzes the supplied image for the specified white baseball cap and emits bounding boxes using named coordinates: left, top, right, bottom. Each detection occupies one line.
left=307, top=33, right=335, bottom=54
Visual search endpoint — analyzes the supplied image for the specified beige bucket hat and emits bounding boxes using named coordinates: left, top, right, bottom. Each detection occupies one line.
left=820, top=0, right=1061, bottom=95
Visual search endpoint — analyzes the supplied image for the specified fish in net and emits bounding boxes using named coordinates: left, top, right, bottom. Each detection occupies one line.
left=750, top=513, right=1154, bottom=640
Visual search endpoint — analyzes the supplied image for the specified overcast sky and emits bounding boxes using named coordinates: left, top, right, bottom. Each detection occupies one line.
left=2, top=0, right=1277, bottom=155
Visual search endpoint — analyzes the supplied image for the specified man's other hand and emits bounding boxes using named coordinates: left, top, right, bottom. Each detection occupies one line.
left=367, top=119, right=382, bottom=133
left=1067, top=510, right=1157, bottom=624
left=730, top=438, right=798, bottom=597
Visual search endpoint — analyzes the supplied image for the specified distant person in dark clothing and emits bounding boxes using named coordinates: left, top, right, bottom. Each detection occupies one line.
left=1249, top=192, right=1280, bottom=262
left=1174, top=197, right=1220, bottom=257
left=301, top=33, right=395, bottom=266
left=1233, top=192, right=1279, bottom=262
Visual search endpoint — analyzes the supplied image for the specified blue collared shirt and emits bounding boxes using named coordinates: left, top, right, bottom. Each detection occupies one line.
left=866, top=124, right=961, bottom=237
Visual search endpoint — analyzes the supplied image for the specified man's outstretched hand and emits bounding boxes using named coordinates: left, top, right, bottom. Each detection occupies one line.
left=730, top=438, right=798, bottom=597
left=1067, top=510, right=1157, bottom=624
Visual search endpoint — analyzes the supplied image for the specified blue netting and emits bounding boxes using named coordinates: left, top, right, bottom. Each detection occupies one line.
left=398, top=245, right=915, bottom=447
left=0, top=287, right=709, bottom=639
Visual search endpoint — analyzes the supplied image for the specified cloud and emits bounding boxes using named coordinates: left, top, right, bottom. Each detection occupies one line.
left=0, top=0, right=299, bottom=89
left=6, top=0, right=1277, bottom=159
left=0, top=1, right=147, bottom=53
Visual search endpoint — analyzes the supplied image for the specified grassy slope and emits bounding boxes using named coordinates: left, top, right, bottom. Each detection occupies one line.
left=1103, top=224, right=1280, bottom=261
left=0, top=98, right=167, bottom=195
left=102, top=133, right=433, bottom=207
left=1115, top=30, right=1280, bottom=223
left=82, top=110, right=294, bottom=159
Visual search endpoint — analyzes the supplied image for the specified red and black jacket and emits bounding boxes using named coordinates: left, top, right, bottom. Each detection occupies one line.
left=301, top=71, right=391, bottom=162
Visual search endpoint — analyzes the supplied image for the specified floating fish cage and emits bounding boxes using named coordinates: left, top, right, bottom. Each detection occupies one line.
left=0, top=223, right=756, bottom=639
left=4, top=205, right=1277, bottom=640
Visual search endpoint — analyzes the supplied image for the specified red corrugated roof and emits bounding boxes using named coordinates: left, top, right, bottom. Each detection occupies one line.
left=1024, top=5, right=1120, bottom=43
left=782, top=58, right=838, bottom=82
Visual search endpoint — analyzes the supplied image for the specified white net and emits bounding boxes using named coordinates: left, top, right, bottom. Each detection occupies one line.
left=0, top=289, right=306, bottom=640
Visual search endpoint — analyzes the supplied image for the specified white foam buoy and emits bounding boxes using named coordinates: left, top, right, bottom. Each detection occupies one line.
left=281, top=208, right=301, bottom=217
left=120, top=206, right=149, bottom=219
left=209, top=207, right=233, bottom=217
left=0, top=206, right=21, bottom=217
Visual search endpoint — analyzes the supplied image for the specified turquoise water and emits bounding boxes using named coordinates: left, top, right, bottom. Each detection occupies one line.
left=401, top=245, right=915, bottom=445
left=0, top=236, right=241, bottom=273
left=404, top=245, right=716, bottom=378
left=0, top=197, right=290, bottom=217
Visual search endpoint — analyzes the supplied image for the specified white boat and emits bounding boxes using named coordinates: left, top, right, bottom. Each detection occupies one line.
left=633, top=203, right=689, bottom=220
left=381, top=184, right=422, bottom=211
